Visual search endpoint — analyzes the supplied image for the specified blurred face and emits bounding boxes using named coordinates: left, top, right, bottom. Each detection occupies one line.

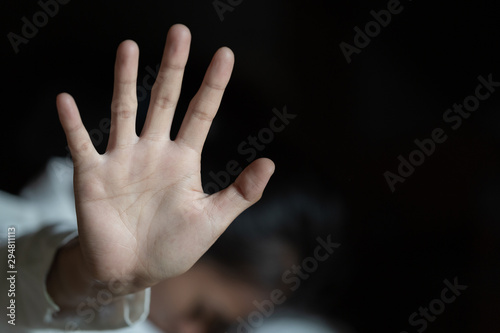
left=148, top=260, right=265, bottom=333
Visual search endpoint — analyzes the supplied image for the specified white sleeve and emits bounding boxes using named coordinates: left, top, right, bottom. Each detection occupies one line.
left=0, top=222, right=151, bottom=331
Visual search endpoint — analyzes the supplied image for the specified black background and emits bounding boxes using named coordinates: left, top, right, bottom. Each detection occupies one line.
left=1, top=0, right=500, bottom=332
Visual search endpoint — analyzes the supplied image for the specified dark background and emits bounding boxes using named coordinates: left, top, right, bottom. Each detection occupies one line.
left=1, top=0, right=499, bottom=332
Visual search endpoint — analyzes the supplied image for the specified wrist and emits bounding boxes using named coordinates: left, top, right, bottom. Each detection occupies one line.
left=46, top=237, right=146, bottom=313
left=46, top=237, right=95, bottom=310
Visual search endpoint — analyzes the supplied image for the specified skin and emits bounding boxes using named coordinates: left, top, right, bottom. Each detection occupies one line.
left=46, top=24, right=275, bottom=313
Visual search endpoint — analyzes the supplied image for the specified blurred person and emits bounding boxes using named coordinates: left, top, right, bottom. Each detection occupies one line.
left=0, top=24, right=345, bottom=333
left=149, top=185, right=345, bottom=333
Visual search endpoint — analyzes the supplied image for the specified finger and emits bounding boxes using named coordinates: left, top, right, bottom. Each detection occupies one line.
left=109, top=40, right=140, bottom=149
left=176, top=47, right=234, bottom=153
left=141, top=24, right=191, bottom=140
left=209, top=158, right=275, bottom=231
left=56, top=93, right=99, bottom=167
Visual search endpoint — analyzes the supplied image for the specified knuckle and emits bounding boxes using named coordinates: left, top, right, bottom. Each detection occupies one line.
left=113, top=109, right=136, bottom=119
left=233, top=181, right=252, bottom=203
left=189, top=102, right=214, bottom=122
left=154, top=95, right=177, bottom=110
left=111, top=102, right=136, bottom=119
left=235, top=176, right=261, bottom=204
left=164, top=61, right=185, bottom=72
left=77, top=140, right=94, bottom=153
left=205, top=80, right=226, bottom=91
left=192, top=108, right=213, bottom=122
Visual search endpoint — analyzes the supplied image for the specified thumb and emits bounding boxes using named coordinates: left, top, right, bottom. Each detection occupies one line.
left=209, top=158, right=275, bottom=228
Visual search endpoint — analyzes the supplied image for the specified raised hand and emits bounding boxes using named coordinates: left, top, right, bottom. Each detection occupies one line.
left=54, top=24, right=274, bottom=294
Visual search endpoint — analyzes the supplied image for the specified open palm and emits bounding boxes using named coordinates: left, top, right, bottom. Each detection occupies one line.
left=56, top=24, right=274, bottom=291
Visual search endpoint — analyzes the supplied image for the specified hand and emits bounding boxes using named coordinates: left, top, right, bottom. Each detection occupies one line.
left=55, top=24, right=274, bottom=293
